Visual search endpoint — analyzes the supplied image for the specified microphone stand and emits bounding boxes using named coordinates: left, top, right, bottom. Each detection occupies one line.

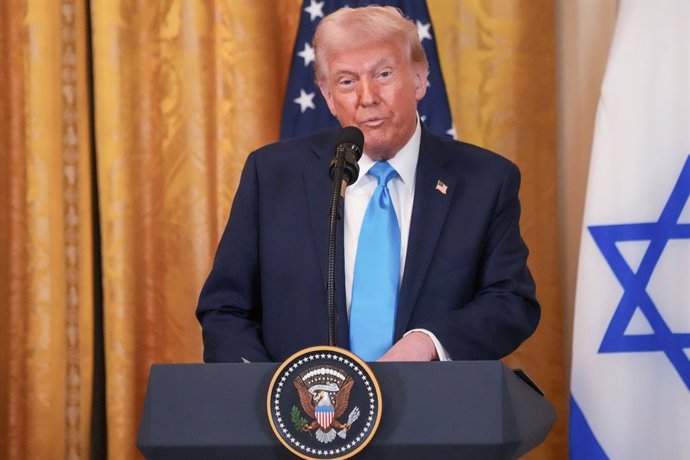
left=326, top=145, right=347, bottom=347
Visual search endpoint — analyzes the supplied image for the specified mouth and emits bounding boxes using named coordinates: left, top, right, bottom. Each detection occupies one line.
left=359, top=118, right=385, bottom=128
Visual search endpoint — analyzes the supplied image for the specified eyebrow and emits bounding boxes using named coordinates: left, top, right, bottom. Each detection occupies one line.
left=330, top=57, right=395, bottom=77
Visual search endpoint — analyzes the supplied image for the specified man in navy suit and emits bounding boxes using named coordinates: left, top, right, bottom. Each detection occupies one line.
left=196, top=6, right=540, bottom=363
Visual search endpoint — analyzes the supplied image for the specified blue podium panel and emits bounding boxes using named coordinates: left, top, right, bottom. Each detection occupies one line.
left=138, top=361, right=555, bottom=459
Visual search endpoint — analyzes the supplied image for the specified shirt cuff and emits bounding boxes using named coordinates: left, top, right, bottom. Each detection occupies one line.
left=405, top=328, right=452, bottom=361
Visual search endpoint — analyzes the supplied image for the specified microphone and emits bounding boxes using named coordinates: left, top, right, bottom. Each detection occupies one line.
left=326, top=126, right=364, bottom=347
left=329, top=126, right=364, bottom=195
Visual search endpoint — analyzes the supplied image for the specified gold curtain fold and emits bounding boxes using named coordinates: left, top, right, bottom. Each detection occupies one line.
left=1, top=0, right=565, bottom=458
left=90, top=1, right=300, bottom=457
left=430, top=1, right=565, bottom=457
left=0, top=1, right=94, bottom=459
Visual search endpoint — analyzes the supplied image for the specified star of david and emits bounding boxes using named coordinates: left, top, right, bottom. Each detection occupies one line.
left=589, top=155, right=690, bottom=391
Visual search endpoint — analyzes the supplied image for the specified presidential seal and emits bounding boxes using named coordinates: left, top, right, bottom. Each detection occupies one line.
left=267, top=346, right=382, bottom=460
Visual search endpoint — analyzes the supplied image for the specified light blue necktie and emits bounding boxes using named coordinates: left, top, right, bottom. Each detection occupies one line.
left=350, top=161, right=400, bottom=361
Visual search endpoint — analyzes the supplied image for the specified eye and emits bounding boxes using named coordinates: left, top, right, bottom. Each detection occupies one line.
left=377, top=69, right=393, bottom=79
left=337, top=77, right=355, bottom=90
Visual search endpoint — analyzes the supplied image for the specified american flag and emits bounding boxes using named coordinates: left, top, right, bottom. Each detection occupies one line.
left=280, top=0, right=455, bottom=140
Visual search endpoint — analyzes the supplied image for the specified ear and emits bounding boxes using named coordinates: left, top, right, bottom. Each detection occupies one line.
left=414, top=65, right=429, bottom=101
left=318, top=80, right=338, bottom=117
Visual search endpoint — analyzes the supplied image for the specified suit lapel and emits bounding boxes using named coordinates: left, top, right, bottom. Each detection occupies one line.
left=303, top=134, right=350, bottom=348
left=395, top=129, right=456, bottom=339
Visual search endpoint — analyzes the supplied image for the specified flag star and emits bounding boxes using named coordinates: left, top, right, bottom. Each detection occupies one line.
left=304, top=0, right=325, bottom=22
left=416, top=20, right=432, bottom=42
left=294, top=89, right=316, bottom=113
left=297, top=42, right=315, bottom=67
left=446, top=126, right=457, bottom=139
left=420, top=115, right=427, bottom=122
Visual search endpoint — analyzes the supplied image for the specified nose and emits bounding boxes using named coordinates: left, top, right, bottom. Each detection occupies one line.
left=358, top=78, right=379, bottom=107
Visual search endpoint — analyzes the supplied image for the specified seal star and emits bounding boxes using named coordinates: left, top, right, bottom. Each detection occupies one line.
left=589, top=155, right=690, bottom=391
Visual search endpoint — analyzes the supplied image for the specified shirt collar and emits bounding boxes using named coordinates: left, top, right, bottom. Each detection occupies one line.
left=353, top=115, right=421, bottom=191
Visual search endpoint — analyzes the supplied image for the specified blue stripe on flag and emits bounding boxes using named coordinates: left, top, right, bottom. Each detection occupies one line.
left=569, top=395, right=608, bottom=460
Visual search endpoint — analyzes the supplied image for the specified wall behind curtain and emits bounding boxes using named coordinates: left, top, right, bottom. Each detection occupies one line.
left=1, top=1, right=570, bottom=459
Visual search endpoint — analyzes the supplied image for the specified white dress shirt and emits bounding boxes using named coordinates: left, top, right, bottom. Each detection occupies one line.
left=343, top=118, right=450, bottom=361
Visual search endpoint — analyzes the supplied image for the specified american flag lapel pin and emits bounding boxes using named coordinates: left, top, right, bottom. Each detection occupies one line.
left=435, top=180, right=448, bottom=195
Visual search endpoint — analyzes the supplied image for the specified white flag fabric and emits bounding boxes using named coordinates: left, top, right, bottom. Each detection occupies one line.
left=570, top=0, right=690, bottom=459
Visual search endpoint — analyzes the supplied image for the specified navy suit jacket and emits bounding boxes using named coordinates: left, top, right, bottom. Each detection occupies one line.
left=196, top=126, right=540, bottom=363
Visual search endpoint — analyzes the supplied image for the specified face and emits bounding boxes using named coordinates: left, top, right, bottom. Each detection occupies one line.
left=318, top=40, right=427, bottom=161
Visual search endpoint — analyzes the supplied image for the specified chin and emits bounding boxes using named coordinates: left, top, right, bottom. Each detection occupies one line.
left=365, top=138, right=396, bottom=158
left=365, top=147, right=395, bottom=161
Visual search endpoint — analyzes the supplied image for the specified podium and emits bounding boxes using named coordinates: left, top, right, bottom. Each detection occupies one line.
left=137, top=361, right=555, bottom=459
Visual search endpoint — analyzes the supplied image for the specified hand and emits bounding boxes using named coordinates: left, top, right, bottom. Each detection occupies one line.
left=377, top=331, right=439, bottom=362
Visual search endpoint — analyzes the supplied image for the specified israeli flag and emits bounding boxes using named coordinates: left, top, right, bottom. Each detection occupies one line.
left=570, top=1, right=690, bottom=458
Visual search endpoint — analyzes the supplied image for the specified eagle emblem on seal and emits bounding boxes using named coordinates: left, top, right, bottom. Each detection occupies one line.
left=292, top=365, right=361, bottom=444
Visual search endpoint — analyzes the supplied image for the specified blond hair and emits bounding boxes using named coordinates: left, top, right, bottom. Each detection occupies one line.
left=313, top=5, right=428, bottom=82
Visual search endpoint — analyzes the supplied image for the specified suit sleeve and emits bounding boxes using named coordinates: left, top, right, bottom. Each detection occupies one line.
left=195, top=152, right=271, bottom=363
left=421, top=162, right=540, bottom=360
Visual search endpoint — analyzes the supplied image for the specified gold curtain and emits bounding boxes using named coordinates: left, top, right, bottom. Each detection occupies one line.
left=90, top=1, right=301, bottom=457
left=0, top=0, right=94, bottom=459
left=1, top=1, right=564, bottom=459
left=430, top=1, right=565, bottom=457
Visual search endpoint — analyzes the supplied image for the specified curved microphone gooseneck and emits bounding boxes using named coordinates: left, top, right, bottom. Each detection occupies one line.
left=326, top=126, right=364, bottom=346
